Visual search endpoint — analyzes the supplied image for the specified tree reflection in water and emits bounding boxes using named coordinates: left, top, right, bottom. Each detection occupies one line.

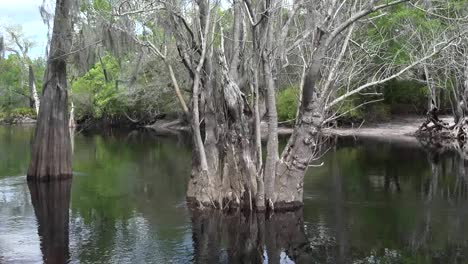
left=28, top=180, right=72, bottom=264
left=190, top=209, right=321, bottom=264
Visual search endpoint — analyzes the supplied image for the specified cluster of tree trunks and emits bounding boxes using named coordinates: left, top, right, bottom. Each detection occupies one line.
left=184, top=0, right=414, bottom=211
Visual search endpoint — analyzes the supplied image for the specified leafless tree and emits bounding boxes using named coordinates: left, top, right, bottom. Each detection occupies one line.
left=92, top=0, right=464, bottom=210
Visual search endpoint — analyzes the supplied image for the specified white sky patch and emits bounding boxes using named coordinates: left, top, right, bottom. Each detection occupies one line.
left=0, top=0, right=48, bottom=58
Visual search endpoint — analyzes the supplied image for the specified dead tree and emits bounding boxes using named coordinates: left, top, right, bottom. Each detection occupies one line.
left=27, top=0, right=73, bottom=181
left=108, top=0, right=457, bottom=211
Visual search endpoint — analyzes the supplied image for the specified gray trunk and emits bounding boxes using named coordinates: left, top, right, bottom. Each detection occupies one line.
left=187, top=2, right=260, bottom=210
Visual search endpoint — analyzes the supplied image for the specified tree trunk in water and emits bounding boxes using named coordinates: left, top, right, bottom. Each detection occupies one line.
left=274, top=64, right=325, bottom=209
left=27, top=0, right=72, bottom=181
left=28, top=65, right=40, bottom=114
left=262, top=9, right=279, bottom=208
left=28, top=180, right=72, bottom=264
left=187, top=27, right=258, bottom=210
left=252, top=69, right=265, bottom=210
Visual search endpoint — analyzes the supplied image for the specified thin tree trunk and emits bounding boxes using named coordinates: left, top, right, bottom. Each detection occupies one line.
left=262, top=0, right=279, bottom=209
left=167, top=63, right=189, bottom=116
left=253, top=68, right=265, bottom=210
left=229, top=0, right=242, bottom=81
left=27, top=0, right=73, bottom=181
left=263, top=59, right=278, bottom=207
left=69, top=99, right=75, bottom=128
left=424, top=64, right=436, bottom=110
left=28, top=65, right=40, bottom=114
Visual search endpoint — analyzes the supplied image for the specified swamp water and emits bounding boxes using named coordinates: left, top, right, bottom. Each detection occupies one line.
left=0, top=126, right=467, bottom=263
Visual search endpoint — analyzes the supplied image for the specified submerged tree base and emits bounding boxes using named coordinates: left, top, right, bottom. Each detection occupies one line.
left=27, top=174, right=73, bottom=182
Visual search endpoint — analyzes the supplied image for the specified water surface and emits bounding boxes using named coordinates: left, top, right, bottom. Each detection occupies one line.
left=0, top=126, right=467, bottom=263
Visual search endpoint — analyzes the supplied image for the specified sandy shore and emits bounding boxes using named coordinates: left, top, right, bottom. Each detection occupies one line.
left=275, top=116, right=454, bottom=142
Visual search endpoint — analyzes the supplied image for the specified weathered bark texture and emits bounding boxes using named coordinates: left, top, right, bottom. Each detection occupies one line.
left=187, top=21, right=258, bottom=210
left=27, top=0, right=73, bottom=181
left=28, top=180, right=72, bottom=264
left=261, top=0, right=279, bottom=208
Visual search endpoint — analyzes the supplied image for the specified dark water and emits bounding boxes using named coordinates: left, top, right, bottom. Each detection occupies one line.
left=1, top=126, right=468, bottom=263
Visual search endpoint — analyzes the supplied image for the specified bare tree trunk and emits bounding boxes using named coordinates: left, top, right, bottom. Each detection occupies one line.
left=263, top=58, right=278, bottom=207
left=229, top=0, right=242, bottom=81
left=27, top=0, right=73, bottom=181
left=252, top=69, right=265, bottom=210
left=262, top=0, right=279, bottom=209
left=28, top=65, right=40, bottom=114
left=69, top=99, right=75, bottom=128
left=167, top=63, right=189, bottom=116
left=424, top=65, right=437, bottom=110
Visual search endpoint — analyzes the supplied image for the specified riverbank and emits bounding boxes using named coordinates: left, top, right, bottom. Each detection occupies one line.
left=3, top=115, right=455, bottom=142
left=273, top=116, right=453, bottom=141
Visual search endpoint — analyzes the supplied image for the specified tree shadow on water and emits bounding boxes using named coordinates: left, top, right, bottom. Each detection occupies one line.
left=190, top=209, right=317, bottom=264
left=28, top=180, right=72, bottom=264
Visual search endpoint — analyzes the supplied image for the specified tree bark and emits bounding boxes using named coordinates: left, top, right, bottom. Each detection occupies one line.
left=262, top=0, right=279, bottom=209
left=27, top=0, right=73, bottom=181
left=187, top=24, right=258, bottom=210
left=167, top=63, right=189, bottom=116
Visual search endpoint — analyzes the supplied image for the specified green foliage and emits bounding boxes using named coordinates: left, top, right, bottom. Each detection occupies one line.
left=8, top=107, right=36, bottom=118
left=0, top=107, right=36, bottom=122
left=276, top=86, right=299, bottom=122
left=383, top=80, right=429, bottom=114
left=365, top=5, right=445, bottom=65
left=93, top=0, right=111, bottom=12
left=0, top=54, right=45, bottom=112
left=72, top=55, right=121, bottom=119
left=335, top=80, right=431, bottom=123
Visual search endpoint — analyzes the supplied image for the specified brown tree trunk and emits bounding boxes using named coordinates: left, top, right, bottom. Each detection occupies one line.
left=28, top=180, right=72, bottom=264
left=27, top=0, right=73, bottom=181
